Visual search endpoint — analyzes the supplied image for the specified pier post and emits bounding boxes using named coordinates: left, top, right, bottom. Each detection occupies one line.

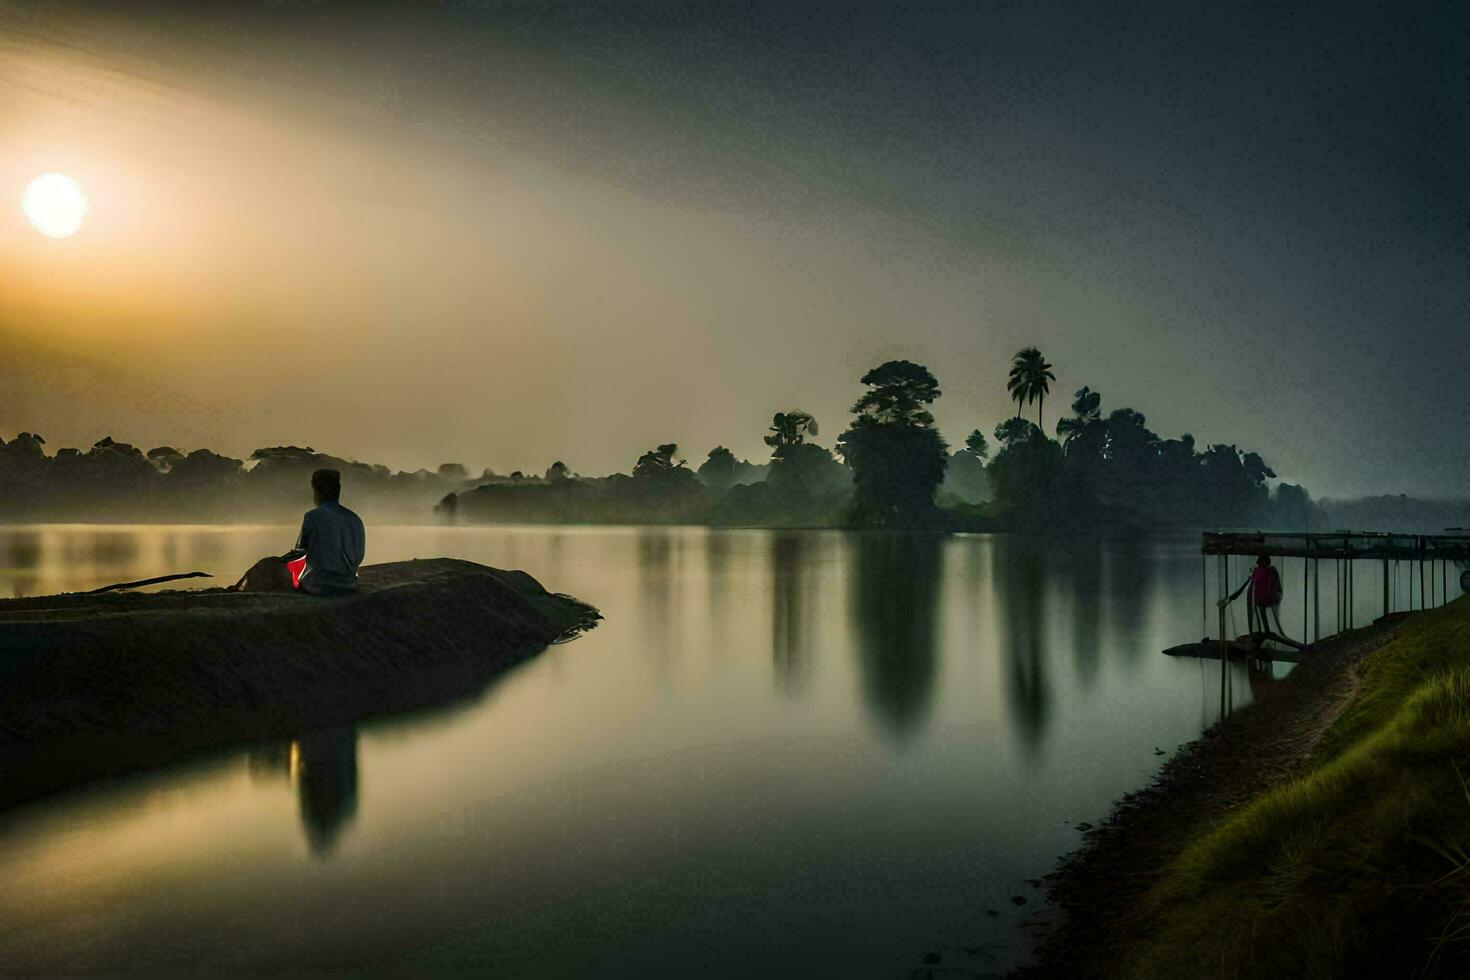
left=1337, top=560, right=1343, bottom=633
left=1218, top=554, right=1228, bottom=712
left=1313, top=558, right=1320, bottom=642
left=1383, top=559, right=1390, bottom=617
left=1350, top=559, right=1355, bottom=628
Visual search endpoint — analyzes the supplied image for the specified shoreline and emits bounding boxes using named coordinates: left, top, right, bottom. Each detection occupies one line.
left=0, top=559, right=600, bottom=810
left=1015, top=617, right=1405, bottom=977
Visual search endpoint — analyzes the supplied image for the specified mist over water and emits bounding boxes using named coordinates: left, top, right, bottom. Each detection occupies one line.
left=0, top=523, right=1309, bottom=975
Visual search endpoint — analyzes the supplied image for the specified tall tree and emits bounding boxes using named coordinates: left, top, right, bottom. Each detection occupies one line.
left=1006, top=347, right=1056, bottom=429
left=763, top=411, right=819, bottom=454
left=835, top=360, right=948, bottom=527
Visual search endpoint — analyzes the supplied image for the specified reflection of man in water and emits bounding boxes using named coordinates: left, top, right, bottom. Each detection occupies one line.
left=235, top=469, right=366, bottom=595
left=294, top=727, right=359, bottom=855
left=245, top=726, right=359, bottom=856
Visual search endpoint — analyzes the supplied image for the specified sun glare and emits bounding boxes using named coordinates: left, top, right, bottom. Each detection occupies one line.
left=22, top=173, right=89, bottom=239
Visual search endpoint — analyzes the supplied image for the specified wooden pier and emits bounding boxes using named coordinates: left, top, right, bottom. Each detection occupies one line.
left=1202, top=530, right=1470, bottom=563
left=1171, top=531, right=1468, bottom=716
left=1202, top=530, right=1470, bottom=638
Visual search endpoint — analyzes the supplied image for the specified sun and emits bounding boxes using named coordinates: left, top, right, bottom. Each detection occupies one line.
left=22, top=173, right=89, bottom=239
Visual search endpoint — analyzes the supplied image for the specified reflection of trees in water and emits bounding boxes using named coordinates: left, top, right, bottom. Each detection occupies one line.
left=952, top=534, right=989, bottom=638
left=6, top=530, right=41, bottom=569
left=1105, top=538, right=1153, bottom=668
left=636, top=529, right=677, bottom=660
left=1054, top=536, right=1104, bottom=691
left=5, top=530, right=41, bottom=597
left=849, top=532, right=943, bottom=742
left=188, top=529, right=227, bottom=566
left=160, top=533, right=180, bottom=569
left=90, top=531, right=139, bottom=567
left=771, top=532, right=812, bottom=695
left=704, top=528, right=732, bottom=644
left=541, top=529, right=566, bottom=589
left=993, top=539, right=1050, bottom=752
left=247, top=726, right=359, bottom=857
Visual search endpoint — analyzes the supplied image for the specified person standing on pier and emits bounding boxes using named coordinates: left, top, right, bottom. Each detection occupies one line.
left=1219, top=554, right=1286, bottom=644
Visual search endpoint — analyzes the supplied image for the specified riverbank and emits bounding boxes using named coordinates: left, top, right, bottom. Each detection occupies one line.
left=1020, top=595, right=1470, bottom=977
left=0, top=558, right=599, bottom=808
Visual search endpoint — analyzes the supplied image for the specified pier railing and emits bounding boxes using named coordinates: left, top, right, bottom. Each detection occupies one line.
left=1202, top=530, right=1470, bottom=562
left=1201, top=530, right=1468, bottom=645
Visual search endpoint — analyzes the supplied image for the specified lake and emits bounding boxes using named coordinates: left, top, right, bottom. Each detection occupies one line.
left=0, top=524, right=1327, bottom=976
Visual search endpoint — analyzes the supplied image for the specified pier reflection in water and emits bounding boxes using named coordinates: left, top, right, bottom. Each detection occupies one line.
left=0, top=524, right=1302, bottom=976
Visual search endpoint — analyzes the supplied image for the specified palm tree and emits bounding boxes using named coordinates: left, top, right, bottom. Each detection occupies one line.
left=764, top=411, right=819, bottom=456
left=1006, top=347, right=1056, bottom=430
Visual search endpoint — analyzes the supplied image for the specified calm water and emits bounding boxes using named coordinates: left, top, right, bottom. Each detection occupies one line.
left=0, top=524, right=1319, bottom=976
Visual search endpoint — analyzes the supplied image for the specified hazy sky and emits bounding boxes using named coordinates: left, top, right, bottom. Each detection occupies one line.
left=2, top=1, right=1466, bottom=497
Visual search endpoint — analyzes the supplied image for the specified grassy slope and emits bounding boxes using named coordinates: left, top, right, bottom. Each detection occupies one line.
left=1125, top=595, right=1470, bottom=978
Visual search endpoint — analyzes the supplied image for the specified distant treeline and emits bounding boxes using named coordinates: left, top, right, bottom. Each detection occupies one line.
left=1315, top=496, right=1470, bottom=535
left=7, top=349, right=1465, bottom=531
left=0, top=436, right=490, bottom=523
left=441, top=351, right=1445, bottom=532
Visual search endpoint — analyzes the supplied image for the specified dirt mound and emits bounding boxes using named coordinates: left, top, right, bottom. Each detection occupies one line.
left=0, top=558, right=599, bottom=807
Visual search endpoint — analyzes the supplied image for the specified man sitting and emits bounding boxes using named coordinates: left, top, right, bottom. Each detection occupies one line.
left=235, top=468, right=366, bottom=595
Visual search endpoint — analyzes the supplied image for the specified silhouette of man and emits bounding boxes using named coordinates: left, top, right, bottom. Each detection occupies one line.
left=235, top=468, right=366, bottom=595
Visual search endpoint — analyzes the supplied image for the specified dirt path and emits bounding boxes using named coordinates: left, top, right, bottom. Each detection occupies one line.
left=1014, top=619, right=1404, bottom=978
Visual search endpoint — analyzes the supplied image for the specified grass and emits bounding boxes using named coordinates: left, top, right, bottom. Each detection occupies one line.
left=1122, top=595, right=1470, bottom=979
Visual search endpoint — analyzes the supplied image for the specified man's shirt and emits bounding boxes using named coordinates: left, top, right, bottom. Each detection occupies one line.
left=286, top=500, right=366, bottom=594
